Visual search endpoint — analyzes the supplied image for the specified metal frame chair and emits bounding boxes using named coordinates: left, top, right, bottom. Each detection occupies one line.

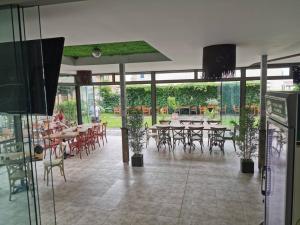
left=172, top=126, right=186, bottom=150
left=156, top=126, right=172, bottom=151
left=188, top=126, right=204, bottom=152
left=209, top=127, right=226, bottom=154
left=43, top=152, right=66, bottom=186
left=224, top=125, right=238, bottom=151
left=145, top=122, right=158, bottom=148
left=5, top=157, right=32, bottom=201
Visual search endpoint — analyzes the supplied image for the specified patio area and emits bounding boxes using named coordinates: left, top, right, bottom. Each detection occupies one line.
left=33, top=131, right=264, bottom=225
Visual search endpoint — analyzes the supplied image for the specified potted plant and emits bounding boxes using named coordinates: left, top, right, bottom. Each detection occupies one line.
left=128, top=109, right=145, bottom=167
left=205, top=98, right=219, bottom=112
left=236, top=108, right=258, bottom=173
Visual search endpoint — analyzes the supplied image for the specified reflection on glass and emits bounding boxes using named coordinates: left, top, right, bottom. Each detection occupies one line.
left=266, top=123, right=288, bottom=225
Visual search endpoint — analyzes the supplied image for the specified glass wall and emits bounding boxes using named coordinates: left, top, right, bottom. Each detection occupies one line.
left=155, top=82, right=221, bottom=123
left=0, top=5, right=57, bottom=225
left=127, top=84, right=152, bottom=125
left=221, top=81, right=240, bottom=126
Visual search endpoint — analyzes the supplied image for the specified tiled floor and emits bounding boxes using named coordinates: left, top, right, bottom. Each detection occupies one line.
left=3, top=130, right=264, bottom=225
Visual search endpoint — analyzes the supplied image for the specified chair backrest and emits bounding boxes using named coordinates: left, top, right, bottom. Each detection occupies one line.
left=5, top=158, right=27, bottom=179
left=207, top=120, right=221, bottom=125
left=211, top=127, right=226, bottom=139
left=3, top=142, right=23, bottom=153
left=172, top=126, right=185, bottom=138
left=190, top=120, right=204, bottom=125
left=189, top=126, right=204, bottom=137
left=159, top=120, right=171, bottom=125
left=157, top=126, right=171, bottom=136
left=179, top=120, right=191, bottom=125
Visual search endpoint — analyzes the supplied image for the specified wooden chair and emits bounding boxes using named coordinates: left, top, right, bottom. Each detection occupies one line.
left=209, top=127, right=226, bottom=154
left=179, top=120, right=192, bottom=125
left=113, top=106, right=121, bottom=114
left=199, top=106, right=207, bottom=114
left=190, top=106, right=198, bottom=115
left=159, top=120, right=171, bottom=125
left=188, top=126, right=204, bottom=152
left=160, top=106, right=168, bottom=114
left=87, top=128, right=96, bottom=151
left=93, top=124, right=103, bottom=147
left=144, top=122, right=157, bottom=148
left=5, top=158, right=32, bottom=201
left=44, top=153, right=66, bottom=186
left=172, top=126, right=186, bottom=150
left=41, top=129, right=60, bottom=159
left=142, top=106, right=151, bottom=115
left=224, top=125, right=238, bottom=152
left=156, top=126, right=172, bottom=151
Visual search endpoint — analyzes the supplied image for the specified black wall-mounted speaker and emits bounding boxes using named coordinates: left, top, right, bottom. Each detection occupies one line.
left=203, top=44, right=236, bottom=80
left=75, top=70, right=92, bottom=85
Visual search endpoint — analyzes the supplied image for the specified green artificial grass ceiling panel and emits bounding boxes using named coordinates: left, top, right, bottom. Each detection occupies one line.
left=63, top=41, right=159, bottom=57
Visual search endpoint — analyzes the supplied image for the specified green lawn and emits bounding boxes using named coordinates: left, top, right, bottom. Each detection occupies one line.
left=99, top=113, right=239, bottom=128
left=64, top=41, right=159, bottom=57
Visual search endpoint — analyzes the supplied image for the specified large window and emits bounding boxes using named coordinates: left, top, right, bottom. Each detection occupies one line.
left=156, top=72, right=194, bottom=81
left=55, top=86, right=77, bottom=124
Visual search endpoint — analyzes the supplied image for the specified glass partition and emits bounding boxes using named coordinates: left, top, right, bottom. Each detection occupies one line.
left=221, top=81, right=240, bottom=126
left=0, top=5, right=44, bottom=225
left=155, top=82, right=221, bottom=123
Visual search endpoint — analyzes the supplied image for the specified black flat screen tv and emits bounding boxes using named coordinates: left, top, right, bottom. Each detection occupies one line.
left=0, top=37, right=64, bottom=116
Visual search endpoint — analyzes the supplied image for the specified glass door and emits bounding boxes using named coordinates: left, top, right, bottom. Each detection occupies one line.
left=265, top=120, right=291, bottom=225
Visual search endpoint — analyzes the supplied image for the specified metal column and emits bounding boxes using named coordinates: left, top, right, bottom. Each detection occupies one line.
left=75, top=85, right=82, bottom=125
left=258, top=55, right=268, bottom=171
left=240, top=68, right=246, bottom=118
left=151, top=72, right=157, bottom=125
left=120, top=63, right=129, bottom=163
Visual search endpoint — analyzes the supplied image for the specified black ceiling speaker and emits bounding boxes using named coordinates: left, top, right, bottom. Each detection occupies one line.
left=75, top=70, right=92, bottom=85
left=203, top=44, right=236, bottom=80
left=292, top=66, right=300, bottom=84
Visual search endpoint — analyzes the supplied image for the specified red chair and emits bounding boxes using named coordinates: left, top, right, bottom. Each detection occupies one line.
left=41, top=129, right=60, bottom=159
left=87, top=128, right=96, bottom=151
left=69, top=133, right=89, bottom=159
left=93, top=125, right=103, bottom=147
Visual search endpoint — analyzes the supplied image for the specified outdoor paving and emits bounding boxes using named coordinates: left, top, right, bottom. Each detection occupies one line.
left=2, top=130, right=264, bottom=225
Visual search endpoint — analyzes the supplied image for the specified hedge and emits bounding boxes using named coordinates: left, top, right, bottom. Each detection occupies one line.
left=98, top=83, right=260, bottom=113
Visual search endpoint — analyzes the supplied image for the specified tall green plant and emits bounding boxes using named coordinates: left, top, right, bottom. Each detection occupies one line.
left=56, top=100, right=77, bottom=122
left=167, top=96, right=177, bottom=112
left=236, top=108, right=258, bottom=160
left=128, top=109, right=145, bottom=155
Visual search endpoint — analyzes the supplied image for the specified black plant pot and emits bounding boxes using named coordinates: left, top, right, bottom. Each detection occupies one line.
left=240, top=159, right=254, bottom=173
left=131, top=154, right=143, bottom=167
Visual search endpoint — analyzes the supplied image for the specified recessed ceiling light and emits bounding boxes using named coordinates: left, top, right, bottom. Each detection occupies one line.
left=92, top=47, right=102, bottom=58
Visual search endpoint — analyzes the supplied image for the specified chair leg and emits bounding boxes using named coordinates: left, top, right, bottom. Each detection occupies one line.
left=233, top=140, right=236, bottom=152
left=46, top=168, right=49, bottom=186
left=60, top=165, right=66, bottom=182
left=44, top=166, right=46, bottom=181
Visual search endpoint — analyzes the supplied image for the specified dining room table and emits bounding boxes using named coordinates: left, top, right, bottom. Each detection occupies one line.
left=43, top=123, right=102, bottom=157
left=151, top=123, right=230, bottom=131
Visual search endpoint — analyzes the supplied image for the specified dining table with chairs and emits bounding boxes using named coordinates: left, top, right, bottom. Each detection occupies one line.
left=147, top=119, right=234, bottom=154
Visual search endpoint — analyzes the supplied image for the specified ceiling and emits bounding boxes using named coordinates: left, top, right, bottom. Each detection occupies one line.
left=37, top=0, right=300, bottom=74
